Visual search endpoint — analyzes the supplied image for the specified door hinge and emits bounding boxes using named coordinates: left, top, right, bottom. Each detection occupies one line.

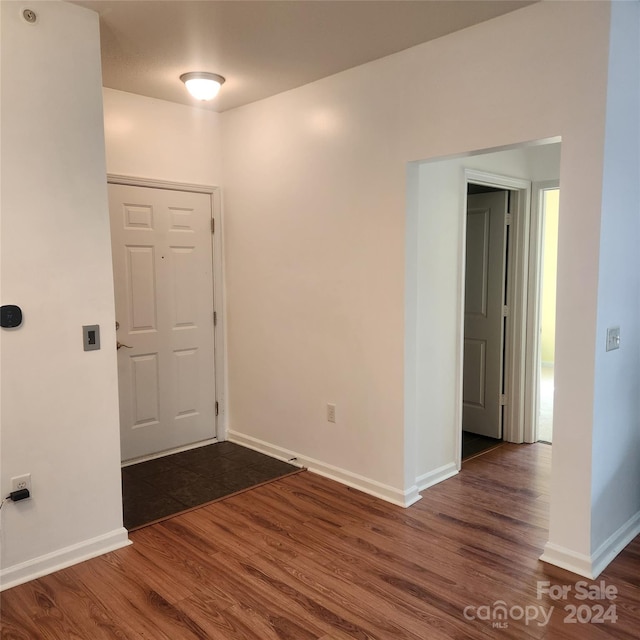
left=213, top=311, right=217, bottom=326
left=500, top=394, right=507, bottom=406
left=502, top=305, right=509, bottom=317
left=505, top=213, right=513, bottom=226
left=215, top=401, right=219, bottom=416
left=211, top=218, right=215, bottom=234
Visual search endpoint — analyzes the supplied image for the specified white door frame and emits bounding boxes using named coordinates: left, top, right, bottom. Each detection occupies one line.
left=107, top=174, right=227, bottom=445
left=523, top=180, right=560, bottom=443
left=456, top=170, right=531, bottom=467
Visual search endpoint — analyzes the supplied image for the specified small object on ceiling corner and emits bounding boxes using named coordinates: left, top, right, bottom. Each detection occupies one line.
left=22, top=8, right=37, bottom=24
left=1, top=305, right=23, bottom=328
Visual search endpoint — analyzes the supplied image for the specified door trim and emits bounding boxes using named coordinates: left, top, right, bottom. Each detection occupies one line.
left=107, top=174, right=216, bottom=195
left=457, top=170, right=531, bottom=467
left=107, top=174, right=228, bottom=442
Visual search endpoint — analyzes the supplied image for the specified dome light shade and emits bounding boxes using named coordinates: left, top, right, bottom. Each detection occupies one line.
left=180, top=72, right=225, bottom=101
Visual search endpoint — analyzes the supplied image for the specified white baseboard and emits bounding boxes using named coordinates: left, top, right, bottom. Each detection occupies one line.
left=539, top=542, right=594, bottom=578
left=416, top=462, right=458, bottom=492
left=540, top=510, right=640, bottom=579
left=227, top=430, right=421, bottom=508
left=0, top=527, right=131, bottom=592
left=590, top=510, right=640, bottom=578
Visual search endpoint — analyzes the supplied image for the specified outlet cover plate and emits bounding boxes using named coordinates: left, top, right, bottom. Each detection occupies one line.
left=606, top=326, right=620, bottom=352
left=11, top=473, right=31, bottom=493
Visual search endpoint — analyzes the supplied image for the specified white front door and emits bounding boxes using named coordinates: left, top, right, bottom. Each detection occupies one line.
left=109, top=183, right=216, bottom=461
left=463, top=191, right=508, bottom=438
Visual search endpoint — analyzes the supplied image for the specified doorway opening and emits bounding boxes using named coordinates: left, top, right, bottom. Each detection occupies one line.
left=535, top=185, right=560, bottom=444
left=404, top=139, right=561, bottom=498
left=459, top=169, right=532, bottom=465
left=107, top=175, right=227, bottom=465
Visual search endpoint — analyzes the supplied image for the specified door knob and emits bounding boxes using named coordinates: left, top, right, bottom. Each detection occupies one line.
left=117, top=341, right=132, bottom=350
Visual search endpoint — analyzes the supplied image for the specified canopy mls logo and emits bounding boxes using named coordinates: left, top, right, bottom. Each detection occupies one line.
left=463, top=580, right=619, bottom=629
left=463, top=601, right=553, bottom=628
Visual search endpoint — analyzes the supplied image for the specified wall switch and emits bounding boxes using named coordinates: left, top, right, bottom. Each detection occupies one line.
left=606, top=326, right=620, bottom=352
left=83, top=324, right=100, bottom=351
left=327, top=403, right=336, bottom=423
left=11, top=473, right=31, bottom=494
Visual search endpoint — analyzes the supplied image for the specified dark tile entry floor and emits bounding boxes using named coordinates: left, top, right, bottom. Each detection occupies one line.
left=462, top=431, right=503, bottom=460
left=122, top=441, right=300, bottom=530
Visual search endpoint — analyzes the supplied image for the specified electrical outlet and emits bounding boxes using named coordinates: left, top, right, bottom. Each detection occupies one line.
left=327, top=403, right=336, bottom=423
left=11, top=474, right=31, bottom=494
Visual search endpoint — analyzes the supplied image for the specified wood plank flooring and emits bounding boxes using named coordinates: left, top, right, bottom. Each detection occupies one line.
left=2, top=443, right=639, bottom=639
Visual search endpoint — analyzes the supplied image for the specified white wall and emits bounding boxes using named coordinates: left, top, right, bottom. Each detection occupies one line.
left=0, top=2, right=128, bottom=588
left=221, top=0, right=611, bottom=542
left=590, top=0, right=640, bottom=569
left=103, top=88, right=222, bottom=185
left=1, top=0, right=632, bottom=588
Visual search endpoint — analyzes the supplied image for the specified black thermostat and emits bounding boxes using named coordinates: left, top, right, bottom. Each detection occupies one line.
left=1, top=305, right=23, bottom=328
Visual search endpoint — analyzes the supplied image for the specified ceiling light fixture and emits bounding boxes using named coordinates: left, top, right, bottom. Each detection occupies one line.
left=180, top=72, right=225, bottom=101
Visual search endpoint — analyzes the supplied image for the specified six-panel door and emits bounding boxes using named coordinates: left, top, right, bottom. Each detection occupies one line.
left=108, top=184, right=216, bottom=461
left=463, top=191, right=508, bottom=438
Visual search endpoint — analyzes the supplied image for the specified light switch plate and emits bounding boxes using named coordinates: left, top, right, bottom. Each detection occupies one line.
left=83, top=324, right=100, bottom=351
left=606, top=326, right=620, bottom=352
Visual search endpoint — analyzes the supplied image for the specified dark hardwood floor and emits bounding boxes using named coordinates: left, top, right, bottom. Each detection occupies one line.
left=2, top=443, right=639, bottom=639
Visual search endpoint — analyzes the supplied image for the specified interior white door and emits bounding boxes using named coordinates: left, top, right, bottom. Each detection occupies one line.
left=463, top=191, right=508, bottom=438
left=109, top=183, right=216, bottom=461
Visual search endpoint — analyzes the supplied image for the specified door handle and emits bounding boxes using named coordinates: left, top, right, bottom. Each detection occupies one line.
left=117, top=341, right=132, bottom=350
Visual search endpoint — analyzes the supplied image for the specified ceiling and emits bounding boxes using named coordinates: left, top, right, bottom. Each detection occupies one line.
left=74, top=0, right=536, bottom=113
